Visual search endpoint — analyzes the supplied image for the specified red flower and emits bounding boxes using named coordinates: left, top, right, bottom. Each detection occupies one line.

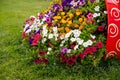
left=61, top=56, right=67, bottom=63
left=70, top=44, right=75, bottom=49
left=57, top=53, right=64, bottom=57
left=96, top=42, right=103, bottom=49
left=71, top=55, right=77, bottom=62
left=33, top=34, right=41, bottom=40
left=31, top=39, right=39, bottom=46
left=41, top=58, right=48, bottom=64
left=47, top=41, right=51, bottom=46
left=22, top=32, right=26, bottom=39
left=79, top=52, right=87, bottom=59
left=30, top=17, right=35, bottom=21
left=91, top=46, right=97, bottom=52
left=39, top=51, right=46, bottom=56
left=85, top=47, right=93, bottom=54
left=66, top=57, right=74, bottom=66
left=48, top=22, right=52, bottom=27
left=98, top=26, right=104, bottom=32
left=34, top=58, right=42, bottom=64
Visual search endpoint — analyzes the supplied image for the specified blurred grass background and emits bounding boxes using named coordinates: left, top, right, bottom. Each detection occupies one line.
left=0, top=0, right=120, bottom=80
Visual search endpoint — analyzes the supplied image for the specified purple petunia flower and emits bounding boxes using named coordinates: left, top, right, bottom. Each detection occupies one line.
left=90, top=0, right=95, bottom=3
left=61, top=48, right=68, bottom=54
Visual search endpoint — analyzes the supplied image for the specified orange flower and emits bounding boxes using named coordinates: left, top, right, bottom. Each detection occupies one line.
left=65, top=27, right=71, bottom=33
left=79, top=25, right=83, bottom=30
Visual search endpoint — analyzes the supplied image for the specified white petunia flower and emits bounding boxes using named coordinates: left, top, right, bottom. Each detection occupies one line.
left=94, top=6, right=100, bottom=11
left=74, top=45, right=79, bottom=50
left=47, top=52, right=50, bottom=55
left=25, top=29, right=31, bottom=34
left=42, top=38, right=47, bottom=43
left=90, top=34, right=96, bottom=39
left=83, top=42, right=88, bottom=48
left=48, top=48, right=52, bottom=51
left=67, top=49, right=71, bottom=53
left=104, top=11, right=107, bottom=14
left=65, top=32, right=71, bottom=38
left=60, top=44, right=63, bottom=47
left=86, top=40, right=93, bottom=46
left=73, top=30, right=81, bottom=38
left=48, top=34, right=54, bottom=39
left=93, top=13, right=100, bottom=17
left=77, top=39, right=84, bottom=45
left=70, top=38, right=76, bottom=42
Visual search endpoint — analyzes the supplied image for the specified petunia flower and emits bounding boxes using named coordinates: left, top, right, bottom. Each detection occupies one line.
left=96, top=42, right=103, bottom=49
left=66, top=57, right=74, bottom=66
left=34, top=58, right=42, bottom=64
left=98, top=26, right=104, bottom=32
left=61, top=48, right=68, bottom=54
left=41, top=58, right=48, bottom=64
left=31, top=39, right=39, bottom=46
left=87, top=13, right=93, bottom=19
left=94, top=6, right=100, bottom=11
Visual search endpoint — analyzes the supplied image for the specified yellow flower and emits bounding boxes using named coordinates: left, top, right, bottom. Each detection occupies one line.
left=61, top=19, right=66, bottom=24
left=76, top=9, right=82, bottom=16
left=69, top=13, right=74, bottom=19
left=79, top=18, right=83, bottom=23
left=58, top=27, right=64, bottom=31
left=61, top=12, right=65, bottom=16
left=74, top=24, right=79, bottom=28
left=68, top=20, right=72, bottom=25
left=53, top=16, right=61, bottom=20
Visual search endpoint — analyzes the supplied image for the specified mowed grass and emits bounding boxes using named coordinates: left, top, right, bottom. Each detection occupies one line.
left=0, top=0, right=120, bottom=80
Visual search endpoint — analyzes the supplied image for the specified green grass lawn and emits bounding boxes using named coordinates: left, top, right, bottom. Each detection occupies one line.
left=0, top=0, right=120, bottom=80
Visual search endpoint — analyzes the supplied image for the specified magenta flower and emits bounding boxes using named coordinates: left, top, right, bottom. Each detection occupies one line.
left=87, top=13, right=93, bottom=19
left=96, top=42, right=103, bottom=49
left=61, top=48, right=68, bottom=54
left=91, top=46, right=97, bottom=52
left=85, top=47, right=93, bottom=54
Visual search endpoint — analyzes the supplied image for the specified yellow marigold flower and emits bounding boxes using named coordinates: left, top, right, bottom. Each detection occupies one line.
left=69, top=13, right=74, bottom=19
left=74, top=24, right=79, bottom=28
left=58, top=27, right=64, bottom=31
left=61, top=19, right=66, bottom=24
left=65, top=27, right=71, bottom=33
left=79, top=18, right=83, bottom=23
left=76, top=9, right=82, bottom=16
left=61, top=12, right=65, bottom=16
left=68, top=20, right=72, bottom=25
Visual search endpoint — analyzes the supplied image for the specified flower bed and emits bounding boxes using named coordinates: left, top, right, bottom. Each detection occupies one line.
left=22, top=0, right=114, bottom=66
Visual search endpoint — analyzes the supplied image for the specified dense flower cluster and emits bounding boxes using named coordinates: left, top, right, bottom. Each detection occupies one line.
left=22, top=0, right=108, bottom=66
